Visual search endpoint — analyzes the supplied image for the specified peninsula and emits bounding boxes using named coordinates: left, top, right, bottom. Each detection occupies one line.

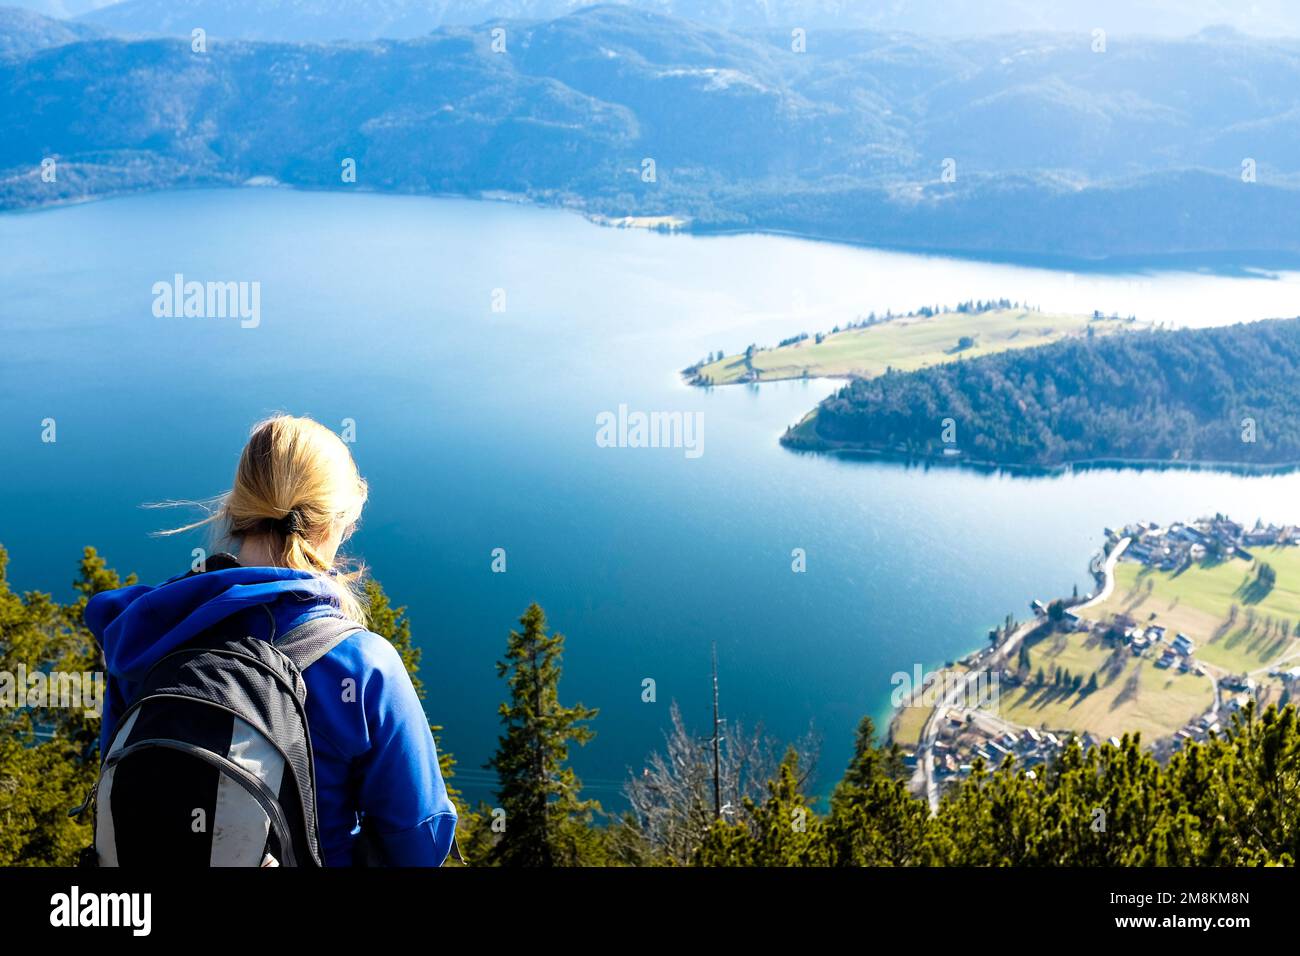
left=783, top=315, right=1300, bottom=471
left=684, top=302, right=1133, bottom=387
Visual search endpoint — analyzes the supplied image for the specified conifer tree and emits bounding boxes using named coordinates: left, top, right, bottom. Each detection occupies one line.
left=487, top=603, right=599, bottom=866
left=694, top=748, right=827, bottom=866
left=824, top=717, right=932, bottom=865
left=364, top=577, right=478, bottom=853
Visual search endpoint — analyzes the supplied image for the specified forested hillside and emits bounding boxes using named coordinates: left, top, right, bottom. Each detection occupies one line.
left=7, top=6, right=1300, bottom=258
left=794, top=317, right=1300, bottom=469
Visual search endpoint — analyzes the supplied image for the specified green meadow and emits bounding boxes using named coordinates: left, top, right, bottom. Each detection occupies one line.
left=1081, top=546, right=1300, bottom=675
left=996, top=628, right=1214, bottom=742
left=693, top=309, right=1131, bottom=386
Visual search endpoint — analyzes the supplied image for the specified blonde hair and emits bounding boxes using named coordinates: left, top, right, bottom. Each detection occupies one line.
left=160, top=415, right=369, bottom=621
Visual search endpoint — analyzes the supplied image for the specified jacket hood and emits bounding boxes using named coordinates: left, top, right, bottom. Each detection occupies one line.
left=87, top=565, right=345, bottom=684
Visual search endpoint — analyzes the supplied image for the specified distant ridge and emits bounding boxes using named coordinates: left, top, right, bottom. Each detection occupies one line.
left=72, top=0, right=1300, bottom=41
left=5, top=5, right=1300, bottom=258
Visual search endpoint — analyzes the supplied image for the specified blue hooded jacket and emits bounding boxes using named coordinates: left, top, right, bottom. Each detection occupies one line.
left=86, top=564, right=457, bottom=867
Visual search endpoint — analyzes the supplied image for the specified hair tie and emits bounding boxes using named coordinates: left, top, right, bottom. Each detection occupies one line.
left=277, top=509, right=304, bottom=536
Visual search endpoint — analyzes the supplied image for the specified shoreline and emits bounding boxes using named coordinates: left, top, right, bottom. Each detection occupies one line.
left=890, top=536, right=1127, bottom=803
left=9, top=180, right=1300, bottom=276
left=781, top=419, right=1300, bottom=478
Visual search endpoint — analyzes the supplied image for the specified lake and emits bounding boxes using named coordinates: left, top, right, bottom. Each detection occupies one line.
left=5, top=187, right=1300, bottom=804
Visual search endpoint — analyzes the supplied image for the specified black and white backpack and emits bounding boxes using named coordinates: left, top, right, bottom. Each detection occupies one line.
left=83, top=616, right=361, bottom=867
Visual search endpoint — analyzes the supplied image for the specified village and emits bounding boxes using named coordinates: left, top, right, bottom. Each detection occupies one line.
left=1111, top=514, right=1300, bottom=570
left=899, top=515, right=1300, bottom=798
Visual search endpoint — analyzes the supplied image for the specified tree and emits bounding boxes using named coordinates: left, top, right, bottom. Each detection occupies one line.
left=364, top=577, right=479, bottom=855
left=822, top=717, right=931, bottom=866
left=486, top=603, right=599, bottom=867
left=693, top=748, right=828, bottom=866
left=624, top=701, right=818, bottom=865
left=0, top=546, right=134, bottom=865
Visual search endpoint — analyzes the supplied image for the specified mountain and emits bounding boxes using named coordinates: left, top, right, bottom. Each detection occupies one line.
left=4, top=4, right=1300, bottom=259
left=71, top=0, right=1300, bottom=42
left=0, top=5, right=99, bottom=55
left=81, top=0, right=456, bottom=42
left=4, top=0, right=114, bottom=19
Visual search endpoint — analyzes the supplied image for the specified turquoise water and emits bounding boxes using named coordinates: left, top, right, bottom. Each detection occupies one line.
left=6, top=188, right=1300, bottom=804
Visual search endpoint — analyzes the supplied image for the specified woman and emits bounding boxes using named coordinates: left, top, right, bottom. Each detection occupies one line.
left=86, top=415, right=457, bottom=866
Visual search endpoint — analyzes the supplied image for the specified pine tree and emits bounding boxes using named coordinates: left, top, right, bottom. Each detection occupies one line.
left=694, top=748, right=828, bottom=866
left=364, top=577, right=476, bottom=849
left=823, top=718, right=932, bottom=865
left=487, top=603, right=599, bottom=866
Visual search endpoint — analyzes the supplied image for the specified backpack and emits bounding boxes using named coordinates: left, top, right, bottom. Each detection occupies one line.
left=82, top=615, right=362, bottom=867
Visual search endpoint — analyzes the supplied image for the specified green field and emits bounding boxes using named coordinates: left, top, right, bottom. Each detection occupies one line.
left=692, top=309, right=1134, bottom=386
left=1080, top=546, right=1300, bottom=675
left=890, top=701, right=934, bottom=748
left=995, top=628, right=1214, bottom=741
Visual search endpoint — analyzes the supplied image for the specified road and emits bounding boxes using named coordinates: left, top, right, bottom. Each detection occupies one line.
left=917, top=617, right=1039, bottom=812
left=1072, top=536, right=1131, bottom=612
left=915, top=536, right=1131, bottom=812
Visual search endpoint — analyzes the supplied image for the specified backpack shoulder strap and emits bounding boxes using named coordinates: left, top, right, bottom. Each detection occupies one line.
left=274, top=617, right=364, bottom=671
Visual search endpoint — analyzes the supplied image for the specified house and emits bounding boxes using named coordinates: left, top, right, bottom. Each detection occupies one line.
left=1031, top=599, right=1047, bottom=616
left=1127, top=544, right=1153, bottom=563
left=1172, top=633, right=1195, bottom=656
left=1147, top=625, right=1166, bottom=642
